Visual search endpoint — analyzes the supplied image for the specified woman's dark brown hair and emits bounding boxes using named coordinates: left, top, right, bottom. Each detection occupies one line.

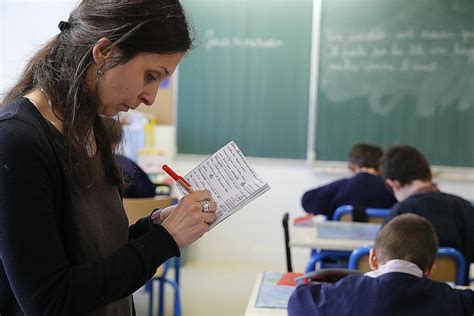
left=1, top=0, right=192, bottom=190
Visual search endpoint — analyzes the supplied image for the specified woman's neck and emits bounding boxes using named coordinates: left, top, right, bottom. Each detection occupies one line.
left=24, top=88, right=97, bottom=157
left=24, top=88, right=63, bottom=133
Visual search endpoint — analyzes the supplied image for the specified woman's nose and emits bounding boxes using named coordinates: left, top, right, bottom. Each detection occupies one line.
left=140, top=84, right=159, bottom=106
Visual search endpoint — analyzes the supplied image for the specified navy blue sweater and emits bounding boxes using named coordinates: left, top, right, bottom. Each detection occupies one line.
left=288, top=273, right=474, bottom=316
left=114, top=154, right=156, bottom=198
left=302, top=173, right=397, bottom=218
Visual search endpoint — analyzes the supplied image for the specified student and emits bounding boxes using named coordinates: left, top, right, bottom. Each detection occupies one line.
left=288, top=214, right=474, bottom=316
left=301, top=143, right=396, bottom=219
left=0, top=1, right=217, bottom=314
left=380, top=145, right=474, bottom=284
left=102, top=117, right=156, bottom=198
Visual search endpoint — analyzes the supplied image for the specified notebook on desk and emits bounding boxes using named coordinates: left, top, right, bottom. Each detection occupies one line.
left=255, top=272, right=295, bottom=309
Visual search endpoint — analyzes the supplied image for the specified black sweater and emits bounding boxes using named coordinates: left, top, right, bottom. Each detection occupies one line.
left=0, top=98, right=180, bottom=315
left=385, top=192, right=474, bottom=284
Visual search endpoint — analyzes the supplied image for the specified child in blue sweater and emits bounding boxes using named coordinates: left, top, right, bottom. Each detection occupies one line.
left=288, top=213, right=474, bottom=316
left=302, top=143, right=396, bottom=219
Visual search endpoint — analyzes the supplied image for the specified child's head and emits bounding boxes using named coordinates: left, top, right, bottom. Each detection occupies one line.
left=369, top=213, right=438, bottom=274
left=347, top=143, right=383, bottom=173
left=379, top=145, right=432, bottom=186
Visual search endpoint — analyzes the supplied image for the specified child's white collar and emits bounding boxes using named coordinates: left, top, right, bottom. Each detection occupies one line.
left=364, top=259, right=423, bottom=278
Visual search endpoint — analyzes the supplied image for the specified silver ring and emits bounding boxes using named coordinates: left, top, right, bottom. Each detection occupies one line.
left=201, top=200, right=211, bottom=213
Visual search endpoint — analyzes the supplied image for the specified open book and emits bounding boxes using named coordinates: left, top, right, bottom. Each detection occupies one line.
left=178, top=141, right=270, bottom=229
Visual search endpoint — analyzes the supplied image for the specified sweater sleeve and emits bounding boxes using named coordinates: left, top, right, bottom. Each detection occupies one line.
left=128, top=215, right=154, bottom=240
left=0, top=119, right=179, bottom=315
left=301, top=179, right=344, bottom=217
left=288, top=284, right=324, bottom=316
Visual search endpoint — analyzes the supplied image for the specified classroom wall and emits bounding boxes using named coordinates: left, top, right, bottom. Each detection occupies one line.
left=0, top=1, right=72, bottom=93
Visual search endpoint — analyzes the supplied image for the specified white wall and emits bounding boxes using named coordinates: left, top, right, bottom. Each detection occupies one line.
left=0, top=0, right=77, bottom=94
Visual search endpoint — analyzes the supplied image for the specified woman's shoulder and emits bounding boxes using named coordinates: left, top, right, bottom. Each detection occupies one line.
left=0, top=97, right=52, bottom=150
left=1, top=97, right=50, bottom=132
left=1, top=97, right=43, bottom=124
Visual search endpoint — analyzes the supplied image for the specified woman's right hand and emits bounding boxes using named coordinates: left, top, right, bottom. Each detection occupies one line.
left=161, top=190, right=217, bottom=247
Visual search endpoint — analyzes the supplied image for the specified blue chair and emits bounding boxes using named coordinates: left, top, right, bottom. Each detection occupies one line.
left=333, top=205, right=390, bottom=223
left=348, top=246, right=467, bottom=285
left=435, top=248, right=466, bottom=286
left=347, top=245, right=372, bottom=272
left=144, top=257, right=181, bottom=316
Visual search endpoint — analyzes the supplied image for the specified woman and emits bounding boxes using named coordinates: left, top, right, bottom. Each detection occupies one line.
left=0, top=1, right=216, bottom=315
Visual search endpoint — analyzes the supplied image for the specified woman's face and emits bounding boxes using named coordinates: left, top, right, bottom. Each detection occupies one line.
left=96, top=51, right=184, bottom=116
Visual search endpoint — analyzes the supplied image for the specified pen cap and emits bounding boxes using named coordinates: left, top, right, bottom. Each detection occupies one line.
left=162, top=164, right=179, bottom=180
left=162, top=164, right=192, bottom=187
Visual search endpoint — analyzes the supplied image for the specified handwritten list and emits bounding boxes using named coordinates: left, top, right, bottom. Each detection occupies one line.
left=179, top=141, right=270, bottom=229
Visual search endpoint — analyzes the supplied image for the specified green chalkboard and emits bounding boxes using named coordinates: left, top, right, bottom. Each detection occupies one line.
left=315, top=0, right=474, bottom=167
left=177, top=0, right=312, bottom=158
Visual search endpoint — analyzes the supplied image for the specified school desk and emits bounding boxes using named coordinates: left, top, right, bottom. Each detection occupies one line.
left=290, top=221, right=381, bottom=272
left=290, top=220, right=380, bottom=250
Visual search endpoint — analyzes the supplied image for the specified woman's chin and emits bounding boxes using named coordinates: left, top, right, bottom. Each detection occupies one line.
left=99, top=107, right=124, bottom=117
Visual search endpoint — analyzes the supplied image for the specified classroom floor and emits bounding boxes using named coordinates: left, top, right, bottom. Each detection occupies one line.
left=133, top=260, right=269, bottom=316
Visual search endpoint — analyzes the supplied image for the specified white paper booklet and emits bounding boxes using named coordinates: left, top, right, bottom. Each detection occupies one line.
left=178, top=141, right=270, bottom=229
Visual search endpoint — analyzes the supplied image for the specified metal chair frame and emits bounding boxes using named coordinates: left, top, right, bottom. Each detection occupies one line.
left=144, top=257, right=181, bottom=316
left=333, top=205, right=390, bottom=222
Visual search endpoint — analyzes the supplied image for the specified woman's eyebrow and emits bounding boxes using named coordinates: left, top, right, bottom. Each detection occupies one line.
left=154, top=65, right=170, bottom=76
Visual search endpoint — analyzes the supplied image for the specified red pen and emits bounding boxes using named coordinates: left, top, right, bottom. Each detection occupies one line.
left=162, top=164, right=194, bottom=194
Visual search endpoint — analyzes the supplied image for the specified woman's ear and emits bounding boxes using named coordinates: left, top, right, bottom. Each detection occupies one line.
left=92, top=37, right=115, bottom=66
left=368, top=248, right=379, bottom=271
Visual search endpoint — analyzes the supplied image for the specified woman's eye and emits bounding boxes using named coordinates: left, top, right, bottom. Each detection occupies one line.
left=147, top=73, right=158, bottom=82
